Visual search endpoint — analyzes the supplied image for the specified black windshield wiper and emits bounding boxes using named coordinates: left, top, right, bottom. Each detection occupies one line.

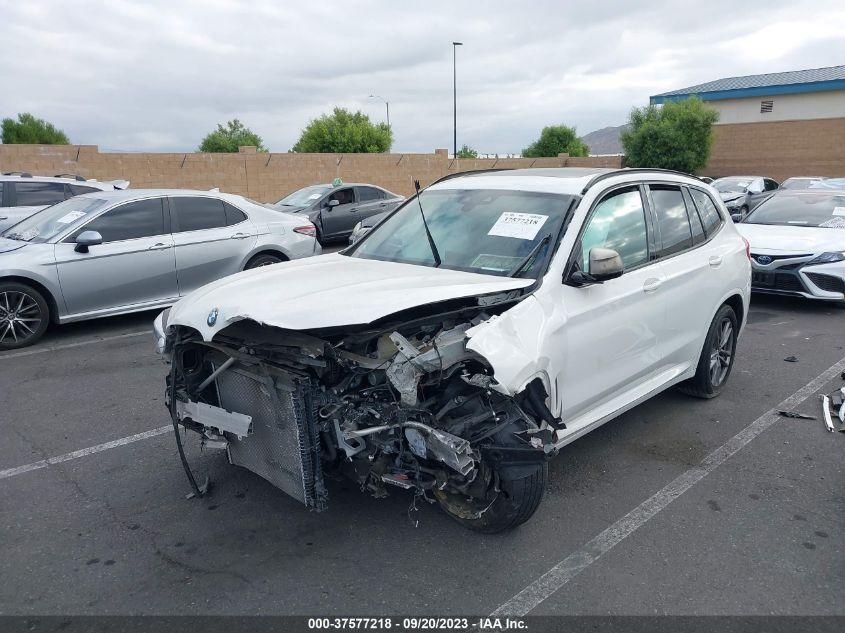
left=413, top=179, right=441, bottom=267
left=509, top=233, right=551, bottom=278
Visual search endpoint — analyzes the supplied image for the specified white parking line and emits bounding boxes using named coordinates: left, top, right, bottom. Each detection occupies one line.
left=0, top=425, right=173, bottom=480
left=491, top=356, right=845, bottom=617
left=0, top=330, right=148, bottom=360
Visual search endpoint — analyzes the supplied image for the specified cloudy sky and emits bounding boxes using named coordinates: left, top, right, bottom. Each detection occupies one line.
left=2, top=0, right=844, bottom=154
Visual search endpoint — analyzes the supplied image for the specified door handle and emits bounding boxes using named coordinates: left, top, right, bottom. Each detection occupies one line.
left=643, top=278, right=662, bottom=293
left=230, top=232, right=249, bottom=239
left=148, top=242, right=170, bottom=250
left=709, top=255, right=723, bottom=267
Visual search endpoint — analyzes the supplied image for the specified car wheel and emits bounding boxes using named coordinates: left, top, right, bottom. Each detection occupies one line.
left=0, top=282, right=50, bottom=350
left=434, top=417, right=547, bottom=533
left=245, top=253, right=283, bottom=269
left=677, top=304, right=738, bottom=399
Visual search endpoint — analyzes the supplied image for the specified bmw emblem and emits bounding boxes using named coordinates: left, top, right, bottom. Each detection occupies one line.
left=207, top=307, right=219, bottom=326
left=756, top=255, right=773, bottom=265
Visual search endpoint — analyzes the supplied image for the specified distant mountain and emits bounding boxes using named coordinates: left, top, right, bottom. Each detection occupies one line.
left=580, top=124, right=629, bottom=155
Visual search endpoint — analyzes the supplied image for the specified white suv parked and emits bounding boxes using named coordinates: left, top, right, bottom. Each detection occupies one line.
left=156, top=167, right=751, bottom=532
left=0, top=173, right=129, bottom=231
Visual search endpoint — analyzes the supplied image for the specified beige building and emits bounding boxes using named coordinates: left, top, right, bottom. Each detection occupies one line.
left=650, top=65, right=845, bottom=181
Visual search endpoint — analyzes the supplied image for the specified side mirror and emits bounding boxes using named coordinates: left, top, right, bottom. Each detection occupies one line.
left=569, top=247, right=624, bottom=285
left=326, top=199, right=340, bottom=210
left=731, top=213, right=743, bottom=223
left=74, top=230, right=103, bottom=253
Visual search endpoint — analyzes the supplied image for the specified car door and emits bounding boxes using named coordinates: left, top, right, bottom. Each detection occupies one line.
left=556, top=184, right=667, bottom=424
left=318, top=187, right=357, bottom=239
left=647, top=184, right=724, bottom=370
left=55, top=197, right=178, bottom=316
left=170, top=195, right=257, bottom=295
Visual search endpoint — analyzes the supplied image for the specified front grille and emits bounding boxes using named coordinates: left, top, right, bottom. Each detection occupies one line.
left=806, top=272, right=845, bottom=294
left=216, top=364, right=326, bottom=510
left=752, top=270, right=807, bottom=292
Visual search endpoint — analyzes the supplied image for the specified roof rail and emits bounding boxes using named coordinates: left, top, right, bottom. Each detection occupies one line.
left=581, top=167, right=697, bottom=194
left=2, top=171, right=33, bottom=178
left=428, top=168, right=511, bottom=187
left=53, top=173, right=87, bottom=181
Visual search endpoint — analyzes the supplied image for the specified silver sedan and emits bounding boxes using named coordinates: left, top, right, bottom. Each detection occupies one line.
left=0, top=189, right=321, bottom=349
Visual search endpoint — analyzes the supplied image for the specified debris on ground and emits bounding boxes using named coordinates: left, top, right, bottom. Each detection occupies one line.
left=783, top=356, right=799, bottom=363
left=778, top=410, right=817, bottom=420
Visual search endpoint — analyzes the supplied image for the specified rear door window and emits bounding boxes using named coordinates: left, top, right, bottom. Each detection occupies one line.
left=689, top=188, right=724, bottom=236
left=649, top=185, right=693, bottom=257
left=357, top=187, right=383, bottom=202
left=171, top=197, right=227, bottom=232
left=13, top=182, right=66, bottom=206
left=73, top=198, right=166, bottom=243
left=682, top=188, right=706, bottom=245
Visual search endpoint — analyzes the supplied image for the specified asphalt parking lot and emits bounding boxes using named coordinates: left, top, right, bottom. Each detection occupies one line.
left=1, top=281, right=843, bottom=616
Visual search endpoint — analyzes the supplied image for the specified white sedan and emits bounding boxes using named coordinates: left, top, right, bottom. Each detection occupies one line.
left=736, top=189, right=845, bottom=303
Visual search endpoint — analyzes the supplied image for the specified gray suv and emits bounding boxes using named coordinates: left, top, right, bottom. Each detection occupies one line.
left=0, top=173, right=129, bottom=231
left=273, top=182, right=403, bottom=243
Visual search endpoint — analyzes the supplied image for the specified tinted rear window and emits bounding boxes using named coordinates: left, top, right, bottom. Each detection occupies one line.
left=172, top=197, right=227, bottom=231
left=14, top=182, right=66, bottom=206
left=689, top=189, right=723, bottom=236
left=650, top=186, right=692, bottom=257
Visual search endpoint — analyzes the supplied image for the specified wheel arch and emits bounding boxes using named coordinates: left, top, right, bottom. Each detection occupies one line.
left=242, top=248, right=291, bottom=270
left=0, top=275, right=61, bottom=323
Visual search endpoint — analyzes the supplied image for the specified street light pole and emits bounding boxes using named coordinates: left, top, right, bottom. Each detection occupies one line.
left=368, top=94, right=390, bottom=128
left=452, top=41, right=462, bottom=158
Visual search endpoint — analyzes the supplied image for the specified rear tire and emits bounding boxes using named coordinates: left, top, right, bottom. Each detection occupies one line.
left=0, top=282, right=50, bottom=350
left=245, top=253, right=284, bottom=269
left=677, top=304, right=738, bottom=399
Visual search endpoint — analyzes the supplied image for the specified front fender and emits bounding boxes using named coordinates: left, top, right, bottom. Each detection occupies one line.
left=465, top=296, right=552, bottom=398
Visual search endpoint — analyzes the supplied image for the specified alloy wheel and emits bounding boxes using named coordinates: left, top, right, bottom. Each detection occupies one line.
left=709, top=318, right=733, bottom=387
left=0, top=291, right=43, bottom=346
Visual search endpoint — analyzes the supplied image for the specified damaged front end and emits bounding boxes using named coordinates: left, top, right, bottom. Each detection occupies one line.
left=162, top=301, right=557, bottom=532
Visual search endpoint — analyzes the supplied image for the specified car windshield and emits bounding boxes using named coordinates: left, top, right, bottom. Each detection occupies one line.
left=2, top=196, right=109, bottom=242
left=275, top=185, right=331, bottom=207
left=781, top=178, right=822, bottom=190
left=713, top=178, right=752, bottom=193
left=348, top=188, right=575, bottom=278
left=744, top=192, right=845, bottom=228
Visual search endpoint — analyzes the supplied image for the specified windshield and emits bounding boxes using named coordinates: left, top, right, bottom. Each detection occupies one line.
left=348, top=188, right=575, bottom=278
left=2, top=196, right=109, bottom=243
left=781, top=178, right=823, bottom=190
left=744, top=192, right=845, bottom=228
left=275, top=185, right=331, bottom=207
left=713, top=178, right=751, bottom=193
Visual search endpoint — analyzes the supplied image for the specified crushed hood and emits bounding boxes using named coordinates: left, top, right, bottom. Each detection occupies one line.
left=736, top=223, right=845, bottom=254
left=167, top=253, right=534, bottom=340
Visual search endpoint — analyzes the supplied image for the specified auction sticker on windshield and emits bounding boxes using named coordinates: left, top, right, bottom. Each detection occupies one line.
left=487, top=212, right=548, bottom=240
left=55, top=210, right=88, bottom=224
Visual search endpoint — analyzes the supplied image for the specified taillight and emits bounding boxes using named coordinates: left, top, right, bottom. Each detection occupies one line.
left=293, top=225, right=317, bottom=237
left=741, top=237, right=751, bottom=260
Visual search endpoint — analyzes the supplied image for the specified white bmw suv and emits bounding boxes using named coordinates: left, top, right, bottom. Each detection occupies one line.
left=155, top=167, right=751, bottom=532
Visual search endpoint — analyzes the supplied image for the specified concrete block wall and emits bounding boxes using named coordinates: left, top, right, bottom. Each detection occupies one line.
left=0, top=145, right=624, bottom=202
left=704, top=117, right=845, bottom=181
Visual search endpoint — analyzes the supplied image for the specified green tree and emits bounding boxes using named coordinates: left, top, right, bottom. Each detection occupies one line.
left=522, top=124, right=588, bottom=158
left=1, top=113, right=69, bottom=144
left=199, top=119, right=267, bottom=152
left=621, top=97, right=719, bottom=173
left=292, top=107, right=392, bottom=153
left=456, top=144, right=478, bottom=158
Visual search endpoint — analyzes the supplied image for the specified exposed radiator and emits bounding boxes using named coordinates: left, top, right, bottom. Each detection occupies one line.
left=215, top=364, right=326, bottom=510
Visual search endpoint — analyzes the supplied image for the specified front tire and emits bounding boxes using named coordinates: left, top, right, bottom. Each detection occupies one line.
left=678, top=304, right=738, bottom=399
left=0, top=282, right=50, bottom=350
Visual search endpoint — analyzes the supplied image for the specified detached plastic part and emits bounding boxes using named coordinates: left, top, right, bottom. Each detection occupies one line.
left=821, top=395, right=835, bottom=432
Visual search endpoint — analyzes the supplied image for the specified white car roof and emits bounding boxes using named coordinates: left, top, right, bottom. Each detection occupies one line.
left=0, top=174, right=125, bottom=190
left=429, top=167, right=704, bottom=196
